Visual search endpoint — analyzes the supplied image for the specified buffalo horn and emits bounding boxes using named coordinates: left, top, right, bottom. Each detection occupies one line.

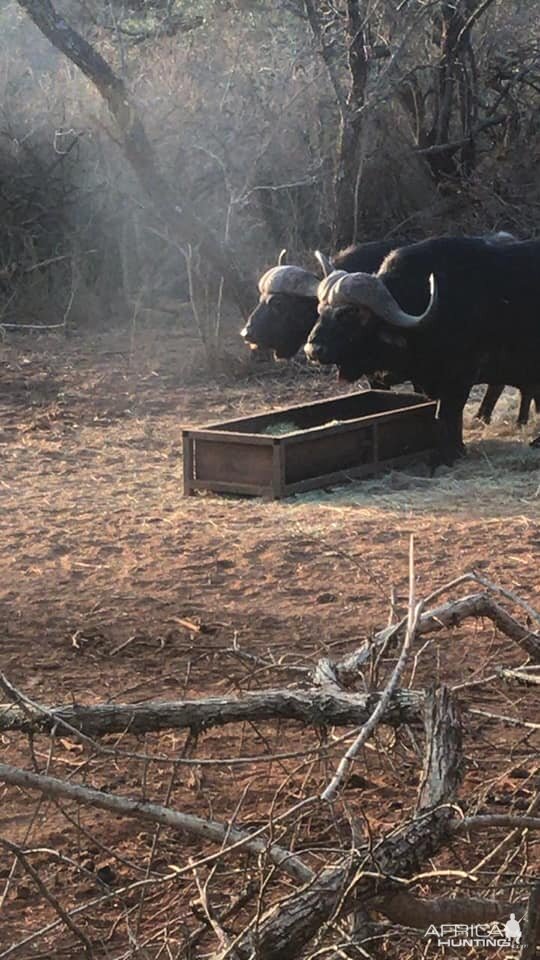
left=314, top=250, right=334, bottom=278
left=320, top=272, right=437, bottom=329
left=258, top=265, right=320, bottom=298
left=317, top=271, right=350, bottom=306
left=278, top=248, right=288, bottom=265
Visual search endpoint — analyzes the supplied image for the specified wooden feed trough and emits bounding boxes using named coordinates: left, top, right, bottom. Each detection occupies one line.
left=183, top=390, right=437, bottom=500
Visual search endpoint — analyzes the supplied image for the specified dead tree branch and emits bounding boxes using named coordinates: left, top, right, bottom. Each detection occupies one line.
left=0, top=763, right=313, bottom=885
left=334, top=589, right=540, bottom=683
left=379, top=890, right=515, bottom=928
left=0, top=688, right=425, bottom=737
left=233, top=687, right=462, bottom=960
left=322, top=535, right=421, bottom=801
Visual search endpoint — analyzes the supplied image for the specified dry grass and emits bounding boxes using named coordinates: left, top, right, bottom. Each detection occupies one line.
left=277, top=388, right=538, bottom=519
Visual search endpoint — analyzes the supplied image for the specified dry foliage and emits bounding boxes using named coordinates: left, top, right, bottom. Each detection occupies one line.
left=0, top=0, right=537, bottom=366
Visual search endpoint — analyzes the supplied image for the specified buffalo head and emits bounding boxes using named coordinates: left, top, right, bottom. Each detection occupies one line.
left=305, top=270, right=437, bottom=381
left=241, top=249, right=321, bottom=359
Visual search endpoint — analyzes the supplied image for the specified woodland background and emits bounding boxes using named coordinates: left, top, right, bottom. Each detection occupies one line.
left=0, top=0, right=538, bottom=362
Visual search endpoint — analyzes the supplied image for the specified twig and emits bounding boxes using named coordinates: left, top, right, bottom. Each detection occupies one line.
left=455, top=815, right=540, bottom=833
left=191, top=863, right=231, bottom=951
left=471, top=793, right=540, bottom=876
left=0, top=839, right=94, bottom=959
left=321, top=536, right=421, bottom=802
left=496, top=666, right=540, bottom=687
left=468, top=708, right=540, bottom=730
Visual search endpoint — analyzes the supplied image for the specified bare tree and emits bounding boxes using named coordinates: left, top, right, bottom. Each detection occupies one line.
left=16, top=0, right=251, bottom=315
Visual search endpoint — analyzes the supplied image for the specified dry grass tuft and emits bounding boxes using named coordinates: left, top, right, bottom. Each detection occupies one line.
left=291, top=388, right=539, bottom=518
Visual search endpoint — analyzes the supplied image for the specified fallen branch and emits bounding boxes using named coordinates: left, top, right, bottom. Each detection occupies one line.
left=455, top=815, right=540, bottom=833
left=0, top=687, right=425, bottom=737
left=234, top=687, right=463, bottom=960
left=414, top=593, right=540, bottom=661
left=0, top=763, right=313, bottom=884
left=496, top=666, right=540, bottom=687
left=333, top=589, right=540, bottom=684
left=378, top=890, right=515, bottom=928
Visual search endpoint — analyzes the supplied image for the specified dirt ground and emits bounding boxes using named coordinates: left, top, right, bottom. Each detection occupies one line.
left=0, top=327, right=539, bottom=958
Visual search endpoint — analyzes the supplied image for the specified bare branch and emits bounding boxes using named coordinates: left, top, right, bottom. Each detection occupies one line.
left=379, top=890, right=516, bottom=928
left=0, top=687, right=425, bottom=737
left=0, top=839, right=94, bottom=959
left=456, top=816, right=540, bottom=833
left=233, top=688, right=463, bottom=959
left=0, top=762, right=313, bottom=884
left=302, top=0, right=348, bottom=117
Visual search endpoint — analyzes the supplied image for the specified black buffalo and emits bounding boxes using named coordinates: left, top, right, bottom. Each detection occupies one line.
left=241, top=241, right=397, bottom=360
left=305, top=236, right=540, bottom=461
left=242, top=236, right=536, bottom=427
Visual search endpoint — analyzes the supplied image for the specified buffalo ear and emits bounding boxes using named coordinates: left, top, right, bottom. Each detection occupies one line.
left=378, top=327, right=408, bottom=351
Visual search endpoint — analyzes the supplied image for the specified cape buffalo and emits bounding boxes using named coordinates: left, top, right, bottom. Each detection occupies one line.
left=305, top=236, right=540, bottom=461
left=241, top=241, right=397, bottom=360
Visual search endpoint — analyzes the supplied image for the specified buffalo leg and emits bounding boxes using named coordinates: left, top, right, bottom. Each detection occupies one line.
left=432, top=388, right=470, bottom=467
left=517, top=389, right=533, bottom=426
left=476, top=384, right=504, bottom=424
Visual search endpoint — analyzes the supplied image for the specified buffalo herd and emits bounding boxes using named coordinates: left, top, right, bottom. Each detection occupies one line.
left=242, top=233, right=540, bottom=464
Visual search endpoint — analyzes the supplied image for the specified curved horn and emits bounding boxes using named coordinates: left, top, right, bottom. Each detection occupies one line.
left=278, top=248, right=288, bottom=266
left=484, top=231, right=517, bottom=245
left=314, top=250, right=334, bottom=278
left=317, top=271, right=350, bottom=305
left=322, top=272, right=437, bottom=329
left=258, top=265, right=319, bottom=298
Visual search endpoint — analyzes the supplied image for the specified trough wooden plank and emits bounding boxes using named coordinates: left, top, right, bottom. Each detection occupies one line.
left=192, top=390, right=431, bottom=434
left=280, top=450, right=433, bottom=496
left=281, top=401, right=436, bottom=446
left=194, top=438, right=274, bottom=486
left=182, top=391, right=437, bottom=499
left=186, top=479, right=272, bottom=496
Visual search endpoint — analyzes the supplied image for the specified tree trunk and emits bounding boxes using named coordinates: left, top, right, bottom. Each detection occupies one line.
left=0, top=687, right=425, bottom=737
left=333, top=0, right=369, bottom=247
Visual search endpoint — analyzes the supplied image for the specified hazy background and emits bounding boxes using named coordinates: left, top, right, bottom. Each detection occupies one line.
left=0, top=0, right=538, bottom=360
